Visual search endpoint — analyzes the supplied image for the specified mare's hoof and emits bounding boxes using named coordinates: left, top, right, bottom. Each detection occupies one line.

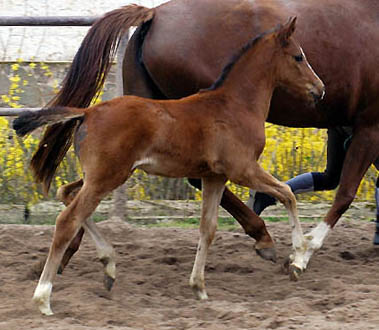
left=103, top=275, right=115, bottom=291
left=288, top=264, right=303, bottom=281
left=256, top=247, right=277, bottom=263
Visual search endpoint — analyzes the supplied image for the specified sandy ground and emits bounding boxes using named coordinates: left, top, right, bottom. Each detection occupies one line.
left=1, top=218, right=379, bottom=330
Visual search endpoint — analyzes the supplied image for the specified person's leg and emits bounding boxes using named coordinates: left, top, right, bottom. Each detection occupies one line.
left=247, top=172, right=315, bottom=213
left=248, top=128, right=347, bottom=215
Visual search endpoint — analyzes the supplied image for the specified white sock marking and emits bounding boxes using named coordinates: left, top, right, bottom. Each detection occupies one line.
left=292, top=222, right=331, bottom=271
left=33, top=282, right=53, bottom=315
left=306, top=221, right=331, bottom=250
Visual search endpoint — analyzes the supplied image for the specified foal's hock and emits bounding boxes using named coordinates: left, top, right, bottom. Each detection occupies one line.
left=14, top=18, right=324, bottom=315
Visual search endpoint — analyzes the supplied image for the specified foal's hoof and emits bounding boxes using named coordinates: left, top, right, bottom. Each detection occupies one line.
left=192, top=287, right=209, bottom=300
left=103, top=275, right=115, bottom=291
left=35, top=301, right=54, bottom=316
left=57, top=265, right=64, bottom=275
left=288, top=264, right=303, bottom=282
left=189, top=281, right=209, bottom=300
left=256, top=247, right=277, bottom=263
left=33, top=285, right=53, bottom=316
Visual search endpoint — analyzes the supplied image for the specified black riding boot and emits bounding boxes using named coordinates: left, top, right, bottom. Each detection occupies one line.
left=374, top=215, right=379, bottom=245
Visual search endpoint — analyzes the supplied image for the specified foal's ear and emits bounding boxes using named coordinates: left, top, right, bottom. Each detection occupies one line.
left=277, top=17, right=297, bottom=47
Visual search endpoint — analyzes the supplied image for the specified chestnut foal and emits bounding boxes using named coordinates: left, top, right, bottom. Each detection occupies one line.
left=14, top=18, right=324, bottom=315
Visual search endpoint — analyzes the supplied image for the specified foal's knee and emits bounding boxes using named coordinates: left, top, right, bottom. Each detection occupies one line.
left=279, top=184, right=297, bottom=208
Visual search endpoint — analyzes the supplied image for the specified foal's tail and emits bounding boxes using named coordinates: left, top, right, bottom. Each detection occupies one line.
left=13, top=107, right=85, bottom=138
left=29, top=5, right=155, bottom=194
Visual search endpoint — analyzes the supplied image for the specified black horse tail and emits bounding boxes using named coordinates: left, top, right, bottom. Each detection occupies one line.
left=30, top=5, right=155, bottom=194
left=13, top=107, right=85, bottom=138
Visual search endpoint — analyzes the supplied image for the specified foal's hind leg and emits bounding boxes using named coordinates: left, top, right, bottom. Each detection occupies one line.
left=56, top=179, right=85, bottom=273
left=82, top=219, right=116, bottom=291
left=33, top=183, right=106, bottom=315
left=57, top=179, right=117, bottom=290
left=230, top=164, right=306, bottom=281
left=189, top=176, right=226, bottom=300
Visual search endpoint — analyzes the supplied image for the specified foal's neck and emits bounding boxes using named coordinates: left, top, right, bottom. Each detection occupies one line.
left=220, top=42, right=278, bottom=119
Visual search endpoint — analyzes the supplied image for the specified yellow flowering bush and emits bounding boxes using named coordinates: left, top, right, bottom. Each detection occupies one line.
left=227, top=124, right=377, bottom=202
left=0, top=60, right=82, bottom=203
left=0, top=60, right=376, bottom=204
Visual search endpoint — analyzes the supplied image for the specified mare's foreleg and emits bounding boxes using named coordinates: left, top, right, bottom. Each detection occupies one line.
left=189, top=176, right=226, bottom=300
left=300, top=126, right=379, bottom=271
left=188, top=178, right=276, bottom=262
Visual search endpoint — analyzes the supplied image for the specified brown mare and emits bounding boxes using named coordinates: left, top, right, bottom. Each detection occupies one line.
left=26, top=1, right=379, bottom=281
left=14, top=19, right=324, bottom=315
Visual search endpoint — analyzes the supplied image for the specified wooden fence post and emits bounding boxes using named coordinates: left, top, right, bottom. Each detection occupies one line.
left=110, top=32, right=129, bottom=220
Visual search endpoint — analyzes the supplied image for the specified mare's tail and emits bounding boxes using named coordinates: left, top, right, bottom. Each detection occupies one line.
left=30, top=5, right=155, bottom=194
left=13, top=107, right=85, bottom=137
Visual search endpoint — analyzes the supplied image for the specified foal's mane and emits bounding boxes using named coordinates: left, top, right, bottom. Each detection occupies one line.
left=206, top=26, right=279, bottom=91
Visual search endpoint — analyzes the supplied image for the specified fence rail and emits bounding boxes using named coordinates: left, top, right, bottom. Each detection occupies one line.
left=0, top=16, right=98, bottom=26
left=0, top=108, right=41, bottom=116
left=0, top=16, right=115, bottom=117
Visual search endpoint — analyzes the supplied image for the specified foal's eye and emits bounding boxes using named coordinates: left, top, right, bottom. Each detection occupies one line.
left=294, top=54, right=303, bottom=62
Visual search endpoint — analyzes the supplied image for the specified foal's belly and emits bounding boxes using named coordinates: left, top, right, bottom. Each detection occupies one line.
left=133, top=155, right=214, bottom=179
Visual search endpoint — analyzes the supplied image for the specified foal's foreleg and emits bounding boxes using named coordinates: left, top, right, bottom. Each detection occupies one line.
left=188, top=178, right=276, bottom=262
left=232, top=165, right=305, bottom=280
left=189, top=176, right=226, bottom=300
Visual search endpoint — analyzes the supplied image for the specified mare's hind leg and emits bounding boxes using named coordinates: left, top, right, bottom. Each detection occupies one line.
left=57, top=179, right=116, bottom=290
left=230, top=164, right=305, bottom=281
left=189, top=176, right=226, bottom=300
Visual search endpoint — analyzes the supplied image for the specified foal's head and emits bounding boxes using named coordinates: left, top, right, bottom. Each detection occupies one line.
left=271, top=17, right=325, bottom=105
